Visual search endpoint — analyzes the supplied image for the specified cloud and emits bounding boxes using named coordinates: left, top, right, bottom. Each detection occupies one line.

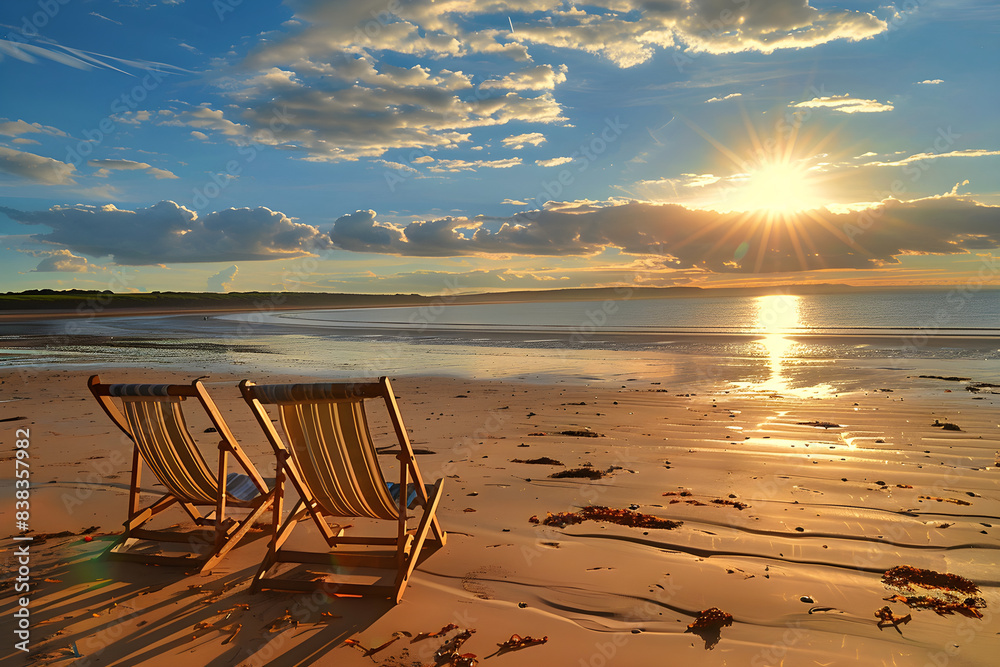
left=29, top=249, right=94, bottom=273
left=0, top=35, right=189, bottom=75
left=208, top=265, right=239, bottom=292
left=189, top=130, right=209, bottom=141
left=151, top=86, right=564, bottom=162
left=427, top=158, right=522, bottom=173
left=0, top=118, right=67, bottom=138
left=791, top=94, right=894, bottom=113
left=860, top=149, right=1000, bottom=168
left=705, top=93, right=742, bottom=103
left=0, top=146, right=76, bottom=185
left=0, top=200, right=333, bottom=265
left=316, top=267, right=571, bottom=293
left=501, top=1, right=886, bottom=66
left=503, top=133, right=547, bottom=150
left=481, top=64, right=568, bottom=91
left=88, top=158, right=179, bottom=179
left=181, top=0, right=885, bottom=163
left=327, top=196, right=1000, bottom=273
left=536, top=157, right=574, bottom=167
left=916, top=79, right=944, bottom=85
left=89, top=12, right=123, bottom=25
left=374, top=159, right=420, bottom=175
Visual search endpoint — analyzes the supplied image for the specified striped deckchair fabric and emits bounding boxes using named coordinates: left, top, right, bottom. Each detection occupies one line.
left=241, top=376, right=446, bottom=603
left=88, top=375, right=274, bottom=572
left=118, top=398, right=217, bottom=504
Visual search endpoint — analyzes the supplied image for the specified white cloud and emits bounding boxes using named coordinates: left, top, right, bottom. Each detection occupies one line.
left=791, top=94, right=894, bottom=113
left=536, top=157, right=574, bottom=167
left=859, top=148, right=1000, bottom=168
left=0, top=146, right=76, bottom=185
left=503, top=132, right=547, bottom=150
left=427, top=158, right=523, bottom=173
left=481, top=64, right=568, bottom=91
left=374, top=159, right=420, bottom=174
left=705, top=93, right=742, bottom=103
left=0, top=36, right=189, bottom=74
left=88, top=159, right=179, bottom=179
left=89, top=12, right=123, bottom=25
left=916, top=79, right=944, bottom=85
left=0, top=118, right=67, bottom=138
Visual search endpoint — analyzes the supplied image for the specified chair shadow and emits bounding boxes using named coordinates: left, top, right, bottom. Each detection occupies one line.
left=21, top=532, right=398, bottom=666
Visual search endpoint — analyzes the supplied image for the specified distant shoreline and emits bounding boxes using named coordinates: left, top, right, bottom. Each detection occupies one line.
left=2, top=283, right=992, bottom=323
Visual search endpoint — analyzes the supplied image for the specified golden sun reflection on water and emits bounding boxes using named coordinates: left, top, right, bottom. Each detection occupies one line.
left=747, top=295, right=837, bottom=398
left=755, top=294, right=801, bottom=392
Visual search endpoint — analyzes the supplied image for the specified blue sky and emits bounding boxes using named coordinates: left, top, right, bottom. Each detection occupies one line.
left=1, top=0, right=998, bottom=294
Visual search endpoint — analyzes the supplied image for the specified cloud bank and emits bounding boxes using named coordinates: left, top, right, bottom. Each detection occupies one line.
left=330, top=197, right=1000, bottom=273
left=1, top=201, right=333, bottom=265
left=6, top=195, right=997, bottom=275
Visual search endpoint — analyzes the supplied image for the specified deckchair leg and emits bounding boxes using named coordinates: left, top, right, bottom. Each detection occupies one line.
left=122, top=493, right=176, bottom=532
left=252, top=498, right=305, bottom=593
left=393, top=478, right=445, bottom=604
left=200, top=493, right=274, bottom=573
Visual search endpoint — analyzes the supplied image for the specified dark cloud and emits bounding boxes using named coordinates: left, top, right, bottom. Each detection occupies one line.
left=1, top=200, right=333, bottom=265
left=329, top=196, right=1000, bottom=273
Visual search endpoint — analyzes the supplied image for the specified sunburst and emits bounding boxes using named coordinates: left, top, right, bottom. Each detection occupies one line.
left=728, top=159, right=825, bottom=213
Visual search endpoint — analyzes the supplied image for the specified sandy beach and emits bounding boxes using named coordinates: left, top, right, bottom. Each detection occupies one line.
left=1, top=360, right=998, bottom=666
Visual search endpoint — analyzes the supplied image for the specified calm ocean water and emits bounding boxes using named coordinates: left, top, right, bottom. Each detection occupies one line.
left=250, top=289, right=1000, bottom=337
left=3, top=289, right=998, bottom=389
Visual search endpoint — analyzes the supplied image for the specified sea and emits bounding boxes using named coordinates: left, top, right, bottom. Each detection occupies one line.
left=2, top=289, right=998, bottom=394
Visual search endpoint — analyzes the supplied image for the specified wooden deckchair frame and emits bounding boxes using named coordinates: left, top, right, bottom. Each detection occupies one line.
left=240, top=377, right=446, bottom=604
left=88, top=375, right=274, bottom=572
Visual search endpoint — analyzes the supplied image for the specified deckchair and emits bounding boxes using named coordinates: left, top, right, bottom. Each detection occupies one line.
left=239, top=377, right=446, bottom=604
left=88, top=375, right=274, bottom=572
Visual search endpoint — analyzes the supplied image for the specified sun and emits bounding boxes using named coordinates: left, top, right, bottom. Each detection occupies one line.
left=728, top=159, right=824, bottom=213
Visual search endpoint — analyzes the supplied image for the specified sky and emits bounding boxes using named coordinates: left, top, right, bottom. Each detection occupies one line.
left=1, top=0, right=998, bottom=295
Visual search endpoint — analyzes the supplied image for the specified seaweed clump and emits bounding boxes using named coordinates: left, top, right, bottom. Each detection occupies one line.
left=685, top=608, right=733, bottom=650
left=881, top=565, right=986, bottom=619
left=511, top=457, right=564, bottom=465
left=529, top=506, right=682, bottom=530
left=549, top=468, right=604, bottom=480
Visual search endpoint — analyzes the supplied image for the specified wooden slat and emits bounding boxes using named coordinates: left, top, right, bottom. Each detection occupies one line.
left=128, top=528, right=216, bottom=544
left=275, top=549, right=398, bottom=570
left=326, top=536, right=399, bottom=546
left=108, top=550, right=202, bottom=565
left=257, top=578, right=395, bottom=597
